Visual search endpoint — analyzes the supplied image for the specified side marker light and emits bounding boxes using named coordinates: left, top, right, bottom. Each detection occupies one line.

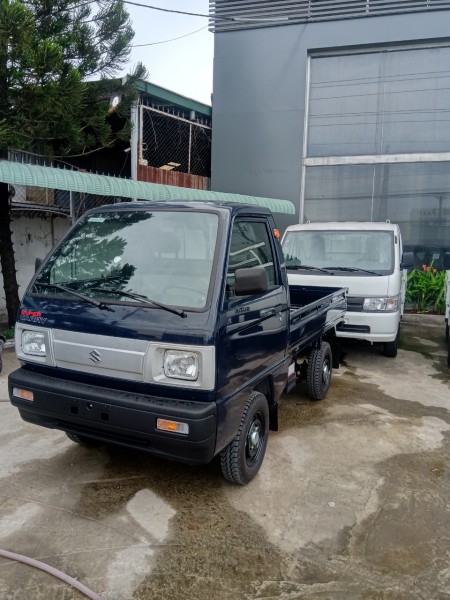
left=156, top=418, right=189, bottom=435
left=13, top=388, right=34, bottom=402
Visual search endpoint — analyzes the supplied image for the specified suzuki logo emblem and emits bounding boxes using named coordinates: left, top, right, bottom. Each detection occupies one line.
left=89, top=349, right=102, bottom=364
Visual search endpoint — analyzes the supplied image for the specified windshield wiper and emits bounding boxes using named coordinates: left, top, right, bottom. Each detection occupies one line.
left=33, top=283, right=114, bottom=311
left=323, top=266, right=382, bottom=276
left=90, top=288, right=187, bottom=318
left=286, top=264, right=335, bottom=275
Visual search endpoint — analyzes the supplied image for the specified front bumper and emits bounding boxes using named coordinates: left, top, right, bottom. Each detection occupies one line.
left=9, top=368, right=217, bottom=465
left=336, top=310, right=400, bottom=343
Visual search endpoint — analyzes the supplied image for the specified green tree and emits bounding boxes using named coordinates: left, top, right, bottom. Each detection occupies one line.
left=0, top=0, right=146, bottom=326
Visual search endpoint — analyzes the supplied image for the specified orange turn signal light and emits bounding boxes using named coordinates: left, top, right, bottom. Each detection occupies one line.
left=157, top=418, right=189, bottom=435
left=273, top=228, right=281, bottom=239
left=13, top=387, right=34, bottom=402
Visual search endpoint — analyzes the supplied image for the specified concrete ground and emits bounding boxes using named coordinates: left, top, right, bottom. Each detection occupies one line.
left=0, top=314, right=449, bottom=600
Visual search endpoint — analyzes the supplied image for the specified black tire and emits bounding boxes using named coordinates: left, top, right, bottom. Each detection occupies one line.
left=446, top=321, right=449, bottom=341
left=0, top=355, right=2, bottom=374
left=383, top=327, right=399, bottom=358
left=220, top=391, right=269, bottom=485
left=307, top=341, right=332, bottom=400
left=65, top=431, right=98, bottom=447
left=447, top=339, right=450, bottom=368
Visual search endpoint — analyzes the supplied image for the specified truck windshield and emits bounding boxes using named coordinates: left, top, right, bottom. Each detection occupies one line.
left=283, top=230, right=394, bottom=275
left=34, top=209, right=219, bottom=309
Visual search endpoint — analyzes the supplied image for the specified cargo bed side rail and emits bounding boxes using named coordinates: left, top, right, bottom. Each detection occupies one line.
left=288, top=287, right=347, bottom=356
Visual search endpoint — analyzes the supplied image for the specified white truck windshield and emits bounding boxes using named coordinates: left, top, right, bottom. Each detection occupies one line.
left=283, top=230, right=394, bottom=275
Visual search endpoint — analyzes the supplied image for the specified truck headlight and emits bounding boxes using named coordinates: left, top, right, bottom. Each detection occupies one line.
left=164, top=350, right=199, bottom=381
left=22, top=331, right=46, bottom=356
left=363, top=297, right=398, bottom=312
left=146, top=343, right=214, bottom=389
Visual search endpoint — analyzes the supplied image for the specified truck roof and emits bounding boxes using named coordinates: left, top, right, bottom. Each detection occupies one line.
left=88, top=200, right=273, bottom=218
left=285, top=222, right=399, bottom=233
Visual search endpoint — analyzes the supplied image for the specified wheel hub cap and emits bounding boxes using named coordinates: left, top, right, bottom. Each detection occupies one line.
left=247, top=420, right=261, bottom=460
left=322, top=360, right=330, bottom=384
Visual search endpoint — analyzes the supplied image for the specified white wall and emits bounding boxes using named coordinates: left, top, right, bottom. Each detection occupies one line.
left=0, top=215, right=69, bottom=324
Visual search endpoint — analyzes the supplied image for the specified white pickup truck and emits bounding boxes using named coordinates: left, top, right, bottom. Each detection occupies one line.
left=281, top=222, right=414, bottom=358
left=444, top=253, right=450, bottom=367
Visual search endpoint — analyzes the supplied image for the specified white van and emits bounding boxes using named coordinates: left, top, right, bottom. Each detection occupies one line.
left=281, top=222, right=414, bottom=357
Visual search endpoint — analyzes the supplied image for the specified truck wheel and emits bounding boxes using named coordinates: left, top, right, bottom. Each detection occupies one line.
left=220, top=391, right=269, bottom=485
left=383, top=327, right=399, bottom=358
left=307, top=341, right=332, bottom=400
left=446, top=322, right=449, bottom=341
left=447, top=339, right=450, bottom=367
left=65, top=432, right=98, bottom=447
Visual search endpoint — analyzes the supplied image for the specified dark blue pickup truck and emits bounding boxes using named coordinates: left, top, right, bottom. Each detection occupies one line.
left=9, top=201, right=346, bottom=484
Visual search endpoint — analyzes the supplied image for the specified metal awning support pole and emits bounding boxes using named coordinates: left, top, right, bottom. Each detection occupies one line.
left=130, top=102, right=138, bottom=183
left=69, top=191, right=76, bottom=224
left=188, top=124, right=192, bottom=174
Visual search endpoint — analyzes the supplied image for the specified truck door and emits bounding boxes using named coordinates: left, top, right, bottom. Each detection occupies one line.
left=220, top=218, right=289, bottom=395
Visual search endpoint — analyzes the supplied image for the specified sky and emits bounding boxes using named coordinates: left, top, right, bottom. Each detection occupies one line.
left=121, top=0, right=214, bottom=106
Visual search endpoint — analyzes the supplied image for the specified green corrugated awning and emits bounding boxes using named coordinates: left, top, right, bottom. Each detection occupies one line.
left=0, top=160, right=295, bottom=215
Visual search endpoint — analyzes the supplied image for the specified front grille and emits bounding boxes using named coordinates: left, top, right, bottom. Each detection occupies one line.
left=346, top=297, right=365, bottom=312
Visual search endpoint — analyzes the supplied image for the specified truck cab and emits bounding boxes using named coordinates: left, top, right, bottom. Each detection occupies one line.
left=282, top=222, right=414, bottom=357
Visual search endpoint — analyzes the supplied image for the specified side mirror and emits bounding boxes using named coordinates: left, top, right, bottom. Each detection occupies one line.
left=443, top=252, right=450, bottom=270
left=235, top=266, right=269, bottom=296
left=400, top=251, right=414, bottom=269
left=35, top=257, right=43, bottom=273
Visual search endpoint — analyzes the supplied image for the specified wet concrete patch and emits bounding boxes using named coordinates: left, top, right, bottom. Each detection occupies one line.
left=399, top=316, right=450, bottom=379
left=223, top=415, right=449, bottom=551
left=344, top=449, right=450, bottom=600
left=68, top=449, right=287, bottom=599
left=339, top=348, right=449, bottom=412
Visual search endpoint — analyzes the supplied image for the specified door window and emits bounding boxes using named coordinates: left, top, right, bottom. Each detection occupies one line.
left=226, top=221, right=276, bottom=294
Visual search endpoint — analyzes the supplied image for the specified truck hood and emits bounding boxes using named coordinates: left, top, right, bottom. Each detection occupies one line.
left=17, top=297, right=217, bottom=345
